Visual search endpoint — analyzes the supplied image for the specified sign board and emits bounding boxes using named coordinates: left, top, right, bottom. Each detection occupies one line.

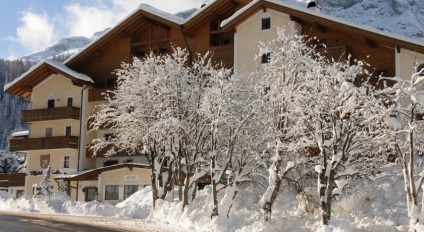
left=124, top=175, right=139, bottom=182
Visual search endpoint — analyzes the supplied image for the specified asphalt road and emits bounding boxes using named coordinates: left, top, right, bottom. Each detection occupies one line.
left=0, top=212, right=129, bottom=232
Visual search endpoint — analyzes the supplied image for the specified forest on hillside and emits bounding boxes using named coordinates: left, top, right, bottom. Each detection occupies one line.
left=0, top=59, right=32, bottom=150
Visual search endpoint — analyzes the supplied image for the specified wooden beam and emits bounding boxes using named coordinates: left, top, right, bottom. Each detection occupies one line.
left=20, top=86, right=32, bottom=92
left=364, top=37, right=376, bottom=48
left=315, top=22, right=327, bottom=33
left=290, top=15, right=302, bottom=25
left=120, top=31, right=130, bottom=38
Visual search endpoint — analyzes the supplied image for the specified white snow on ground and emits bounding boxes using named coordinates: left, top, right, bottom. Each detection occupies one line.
left=0, top=164, right=414, bottom=231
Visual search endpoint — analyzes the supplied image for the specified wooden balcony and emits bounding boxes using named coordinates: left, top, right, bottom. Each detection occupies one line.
left=211, top=44, right=234, bottom=69
left=9, top=136, right=79, bottom=152
left=88, top=87, right=114, bottom=102
left=316, top=45, right=351, bottom=62
left=22, top=107, right=80, bottom=123
left=0, top=173, right=26, bottom=187
left=86, top=144, right=142, bottom=158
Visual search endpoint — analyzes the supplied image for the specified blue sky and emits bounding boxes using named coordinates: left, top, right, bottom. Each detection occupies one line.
left=0, top=0, right=201, bottom=59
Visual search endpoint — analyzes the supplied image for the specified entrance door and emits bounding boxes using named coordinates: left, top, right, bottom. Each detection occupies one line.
left=85, top=187, right=98, bottom=201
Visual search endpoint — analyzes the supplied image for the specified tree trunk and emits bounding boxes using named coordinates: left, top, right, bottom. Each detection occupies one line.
left=182, top=168, right=191, bottom=210
left=191, top=180, right=198, bottom=202
left=262, top=153, right=283, bottom=222
left=151, top=167, right=158, bottom=210
left=211, top=155, right=219, bottom=218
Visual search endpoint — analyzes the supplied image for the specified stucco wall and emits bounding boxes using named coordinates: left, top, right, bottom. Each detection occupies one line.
left=399, top=49, right=424, bottom=80
left=26, top=148, right=78, bottom=172
left=31, top=74, right=82, bottom=110
left=98, top=167, right=151, bottom=204
left=235, top=9, right=293, bottom=78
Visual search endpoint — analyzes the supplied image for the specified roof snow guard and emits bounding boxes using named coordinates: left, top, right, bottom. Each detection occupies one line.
left=4, top=59, right=94, bottom=98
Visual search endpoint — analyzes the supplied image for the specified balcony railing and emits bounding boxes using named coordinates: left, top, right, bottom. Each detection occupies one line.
left=9, top=136, right=79, bottom=152
left=211, top=44, right=234, bottom=68
left=88, top=88, right=114, bottom=102
left=316, top=45, right=351, bottom=62
left=22, top=107, right=80, bottom=123
left=0, top=173, right=26, bottom=187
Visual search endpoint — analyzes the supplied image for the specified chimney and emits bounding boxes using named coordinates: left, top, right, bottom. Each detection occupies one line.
left=306, top=1, right=322, bottom=12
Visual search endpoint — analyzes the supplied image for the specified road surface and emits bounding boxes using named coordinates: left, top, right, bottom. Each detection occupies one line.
left=0, top=212, right=149, bottom=232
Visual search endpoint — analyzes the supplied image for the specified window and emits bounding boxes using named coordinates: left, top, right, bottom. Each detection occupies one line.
left=67, top=97, right=73, bottom=107
left=47, top=99, right=55, bottom=108
left=104, top=185, right=119, bottom=200
left=125, top=159, right=133, bottom=163
left=45, top=127, right=53, bottom=137
left=261, top=18, right=271, bottom=30
left=124, top=185, right=138, bottom=199
left=104, top=160, right=118, bottom=167
left=63, top=156, right=70, bottom=168
left=418, top=63, right=424, bottom=76
left=65, top=126, right=72, bottom=136
left=261, top=53, right=271, bottom=64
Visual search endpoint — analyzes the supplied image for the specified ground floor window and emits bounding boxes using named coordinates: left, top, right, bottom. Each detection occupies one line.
left=124, top=185, right=138, bottom=199
left=84, top=186, right=98, bottom=201
left=105, top=185, right=119, bottom=200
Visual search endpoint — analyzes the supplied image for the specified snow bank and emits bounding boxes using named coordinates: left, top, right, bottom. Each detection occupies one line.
left=0, top=169, right=415, bottom=231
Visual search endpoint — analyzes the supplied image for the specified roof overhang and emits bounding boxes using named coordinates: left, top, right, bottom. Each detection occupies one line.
left=4, top=59, right=94, bottom=98
left=65, top=5, right=183, bottom=67
left=221, top=0, right=424, bottom=54
left=54, top=163, right=151, bottom=182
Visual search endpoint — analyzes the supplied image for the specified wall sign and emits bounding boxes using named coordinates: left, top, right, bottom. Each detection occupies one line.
left=40, top=154, right=50, bottom=169
left=124, top=175, right=139, bottom=181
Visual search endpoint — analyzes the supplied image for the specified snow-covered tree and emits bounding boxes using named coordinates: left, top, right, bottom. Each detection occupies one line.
left=89, top=47, right=228, bottom=210
left=34, top=164, right=54, bottom=198
left=0, top=151, right=20, bottom=173
left=379, top=65, right=424, bottom=231
left=199, top=70, right=260, bottom=218
left=254, top=27, right=313, bottom=222
left=255, top=26, right=390, bottom=225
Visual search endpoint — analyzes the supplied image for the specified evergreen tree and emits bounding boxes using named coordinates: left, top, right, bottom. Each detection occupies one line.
left=34, top=165, right=54, bottom=198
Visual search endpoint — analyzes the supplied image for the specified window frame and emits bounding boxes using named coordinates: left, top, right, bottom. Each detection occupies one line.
left=63, top=156, right=70, bottom=168
left=261, top=52, right=271, bottom=64
left=47, top=99, right=55, bottom=108
left=67, top=97, right=73, bottom=107
left=104, top=185, right=119, bottom=200
left=45, top=127, right=53, bottom=137
left=124, top=185, right=138, bottom=199
left=65, top=126, right=72, bottom=136
left=261, top=17, right=271, bottom=30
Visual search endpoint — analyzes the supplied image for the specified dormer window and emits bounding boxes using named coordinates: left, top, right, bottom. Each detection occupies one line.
left=261, top=18, right=271, bottom=30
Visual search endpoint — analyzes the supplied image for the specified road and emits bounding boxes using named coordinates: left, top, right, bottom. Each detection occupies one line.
left=0, top=211, right=130, bottom=232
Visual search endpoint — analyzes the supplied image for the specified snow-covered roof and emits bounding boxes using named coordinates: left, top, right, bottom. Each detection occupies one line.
left=221, top=0, right=424, bottom=48
left=11, top=131, right=29, bottom=137
left=182, top=0, right=216, bottom=23
left=4, top=59, right=94, bottom=92
left=65, top=4, right=185, bottom=65
left=54, top=163, right=150, bottom=181
left=139, top=4, right=184, bottom=24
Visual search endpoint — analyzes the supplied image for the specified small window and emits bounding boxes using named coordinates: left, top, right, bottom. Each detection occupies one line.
left=65, top=126, right=72, bottom=136
left=104, top=160, right=118, bottom=167
left=261, top=53, right=271, bottom=64
left=125, top=159, right=133, bottom=163
left=63, top=156, right=70, bottom=168
left=67, top=98, right=73, bottom=107
left=124, top=185, right=138, bottom=199
left=261, top=18, right=271, bottom=30
left=45, top=127, right=53, bottom=137
left=418, top=63, right=424, bottom=76
left=105, top=185, right=119, bottom=200
left=47, top=99, right=55, bottom=108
